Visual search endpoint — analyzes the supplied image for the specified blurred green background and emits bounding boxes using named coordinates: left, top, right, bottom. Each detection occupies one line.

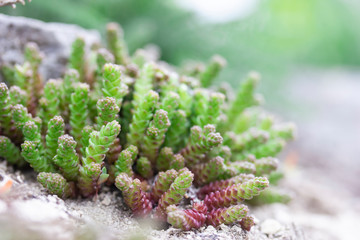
left=1, top=0, right=359, bottom=105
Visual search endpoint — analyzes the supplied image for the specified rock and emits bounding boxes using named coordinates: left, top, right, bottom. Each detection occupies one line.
left=260, top=219, right=283, bottom=235
left=0, top=14, right=100, bottom=82
left=12, top=198, right=69, bottom=222
left=101, top=195, right=111, bottom=206
left=219, top=223, right=229, bottom=232
left=0, top=200, right=7, bottom=213
left=204, top=225, right=216, bottom=234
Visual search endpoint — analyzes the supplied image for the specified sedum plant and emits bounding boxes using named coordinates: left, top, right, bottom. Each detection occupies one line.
left=0, top=23, right=295, bottom=231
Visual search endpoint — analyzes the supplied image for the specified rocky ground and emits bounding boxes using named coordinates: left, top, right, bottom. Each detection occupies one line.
left=0, top=162, right=309, bottom=240
left=1, top=143, right=358, bottom=240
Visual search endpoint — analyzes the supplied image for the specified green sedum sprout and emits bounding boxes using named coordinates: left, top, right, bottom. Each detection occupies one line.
left=70, top=83, right=90, bottom=143
left=0, top=136, right=25, bottom=167
left=69, top=37, right=85, bottom=80
left=53, top=134, right=80, bottom=182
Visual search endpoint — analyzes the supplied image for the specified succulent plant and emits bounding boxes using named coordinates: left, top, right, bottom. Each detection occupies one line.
left=69, top=37, right=85, bottom=80
left=0, top=23, right=295, bottom=231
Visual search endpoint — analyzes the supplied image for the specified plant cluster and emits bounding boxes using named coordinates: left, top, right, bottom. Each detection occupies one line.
left=0, top=22, right=295, bottom=231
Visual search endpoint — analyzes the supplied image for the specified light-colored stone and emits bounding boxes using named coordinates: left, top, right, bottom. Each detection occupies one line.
left=219, top=223, right=230, bottom=232
left=260, top=219, right=283, bottom=235
left=101, top=195, right=111, bottom=206
left=12, top=197, right=69, bottom=222
left=0, top=200, right=7, bottom=213
left=204, top=225, right=216, bottom=233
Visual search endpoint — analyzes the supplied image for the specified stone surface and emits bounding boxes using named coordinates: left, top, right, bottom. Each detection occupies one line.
left=260, top=219, right=283, bottom=235
left=0, top=14, right=100, bottom=82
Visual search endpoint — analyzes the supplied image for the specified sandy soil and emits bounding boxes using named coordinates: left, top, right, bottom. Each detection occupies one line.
left=1, top=156, right=358, bottom=240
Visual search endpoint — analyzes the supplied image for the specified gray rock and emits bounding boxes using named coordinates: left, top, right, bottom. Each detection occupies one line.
left=0, top=14, right=100, bottom=82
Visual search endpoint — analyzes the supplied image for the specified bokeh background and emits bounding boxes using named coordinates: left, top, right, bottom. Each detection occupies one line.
left=2, top=0, right=360, bottom=106
left=1, top=1, right=359, bottom=237
left=3, top=0, right=360, bottom=91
